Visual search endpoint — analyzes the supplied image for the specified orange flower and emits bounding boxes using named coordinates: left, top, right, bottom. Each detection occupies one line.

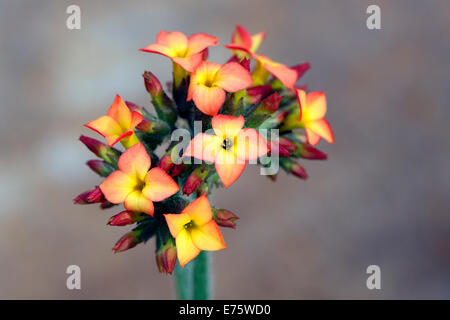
left=184, top=115, right=268, bottom=188
left=100, top=143, right=179, bottom=216
left=187, top=61, right=253, bottom=116
left=164, top=195, right=226, bottom=268
left=85, top=94, right=143, bottom=148
left=140, top=31, right=218, bottom=72
left=224, top=25, right=265, bottom=59
left=282, top=89, right=334, bottom=146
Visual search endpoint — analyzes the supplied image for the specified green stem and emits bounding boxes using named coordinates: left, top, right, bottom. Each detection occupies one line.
left=174, top=251, right=212, bottom=300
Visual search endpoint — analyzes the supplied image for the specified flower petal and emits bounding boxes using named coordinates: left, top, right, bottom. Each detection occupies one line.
left=118, top=143, right=151, bottom=179
left=259, top=54, right=297, bottom=89
left=215, top=150, right=247, bottom=188
left=107, top=95, right=132, bottom=130
left=130, top=111, right=144, bottom=129
left=305, top=128, right=321, bottom=146
left=143, top=167, right=179, bottom=202
left=172, top=53, right=203, bottom=72
left=296, top=89, right=306, bottom=120
left=232, top=25, right=253, bottom=49
left=307, top=119, right=334, bottom=144
left=250, top=32, right=265, bottom=52
left=190, top=84, right=225, bottom=116
left=100, top=171, right=134, bottom=203
left=236, top=128, right=268, bottom=161
left=124, top=191, right=154, bottom=216
left=85, top=116, right=122, bottom=143
left=304, top=91, right=327, bottom=121
left=191, top=220, right=226, bottom=251
left=182, top=195, right=212, bottom=226
left=214, top=62, right=253, bottom=92
left=164, top=213, right=192, bottom=238
left=175, top=230, right=201, bottom=268
left=212, top=114, right=245, bottom=138
left=156, top=30, right=188, bottom=55
left=183, top=133, right=222, bottom=162
left=139, top=43, right=174, bottom=58
left=187, top=33, right=218, bottom=55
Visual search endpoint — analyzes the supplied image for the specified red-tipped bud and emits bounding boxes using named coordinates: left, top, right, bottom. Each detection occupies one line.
left=279, top=138, right=297, bottom=154
left=297, top=143, right=327, bottom=160
left=171, top=163, right=190, bottom=177
left=259, top=92, right=282, bottom=113
left=73, top=186, right=105, bottom=204
left=143, top=71, right=163, bottom=98
left=246, top=85, right=272, bottom=104
left=86, top=160, right=114, bottom=177
left=291, top=162, right=308, bottom=179
left=143, top=71, right=177, bottom=125
left=268, top=139, right=291, bottom=157
left=280, top=159, right=308, bottom=180
left=155, top=239, right=177, bottom=275
left=182, top=167, right=209, bottom=196
left=107, top=210, right=145, bottom=226
left=291, top=62, right=310, bottom=81
left=79, top=135, right=120, bottom=165
left=213, top=209, right=239, bottom=229
left=157, top=154, right=175, bottom=173
left=112, top=231, right=140, bottom=253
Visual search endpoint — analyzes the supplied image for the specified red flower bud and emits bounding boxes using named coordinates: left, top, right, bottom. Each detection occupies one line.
left=157, top=154, right=175, bottom=173
left=79, top=135, right=120, bottom=165
left=213, top=209, right=239, bottom=229
left=279, top=137, right=297, bottom=154
left=124, top=101, right=142, bottom=113
left=143, top=71, right=163, bottom=98
left=112, top=231, right=139, bottom=253
left=298, top=143, right=327, bottom=160
left=107, top=210, right=145, bottom=226
left=246, top=85, right=272, bottom=104
left=86, top=160, right=114, bottom=177
left=171, top=163, right=189, bottom=177
left=280, top=159, right=308, bottom=180
left=155, top=240, right=177, bottom=275
left=259, top=92, right=282, bottom=113
left=182, top=167, right=209, bottom=196
left=73, top=186, right=105, bottom=204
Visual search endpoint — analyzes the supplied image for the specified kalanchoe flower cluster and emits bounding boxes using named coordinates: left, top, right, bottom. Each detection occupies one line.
left=75, top=25, right=334, bottom=275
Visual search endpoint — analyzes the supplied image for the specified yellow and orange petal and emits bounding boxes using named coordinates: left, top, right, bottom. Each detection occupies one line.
left=225, top=25, right=265, bottom=59
left=100, top=171, right=134, bottom=204
left=183, top=133, right=222, bottom=163
left=143, top=167, right=180, bottom=202
left=211, top=114, right=245, bottom=138
left=306, top=119, right=334, bottom=145
left=190, top=220, right=226, bottom=251
left=235, top=128, right=268, bottom=161
left=117, top=143, right=151, bottom=180
left=214, top=62, right=253, bottom=92
left=183, top=195, right=213, bottom=226
left=124, top=190, right=154, bottom=215
left=257, top=54, right=297, bottom=89
left=214, top=149, right=247, bottom=188
left=165, top=213, right=192, bottom=238
left=175, top=230, right=201, bottom=268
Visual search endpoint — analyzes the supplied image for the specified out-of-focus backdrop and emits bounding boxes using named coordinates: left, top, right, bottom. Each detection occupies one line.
left=0, top=0, right=449, bottom=299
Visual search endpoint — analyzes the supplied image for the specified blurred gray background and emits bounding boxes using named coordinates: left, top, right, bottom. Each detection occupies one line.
left=0, top=0, right=449, bottom=299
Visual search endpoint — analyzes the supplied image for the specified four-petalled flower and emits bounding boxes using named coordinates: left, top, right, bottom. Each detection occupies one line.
left=187, top=61, right=253, bottom=116
left=164, top=195, right=226, bottom=268
left=184, top=115, right=268, bottom=188
left=140, top=30, right=218, bottom=73
left=100, top=143, right=179, bottom=216
left=85, top=94, right=144, bottom=148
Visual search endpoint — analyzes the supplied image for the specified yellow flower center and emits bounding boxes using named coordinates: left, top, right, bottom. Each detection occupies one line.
left=183, top=220, right=194, bottom=231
